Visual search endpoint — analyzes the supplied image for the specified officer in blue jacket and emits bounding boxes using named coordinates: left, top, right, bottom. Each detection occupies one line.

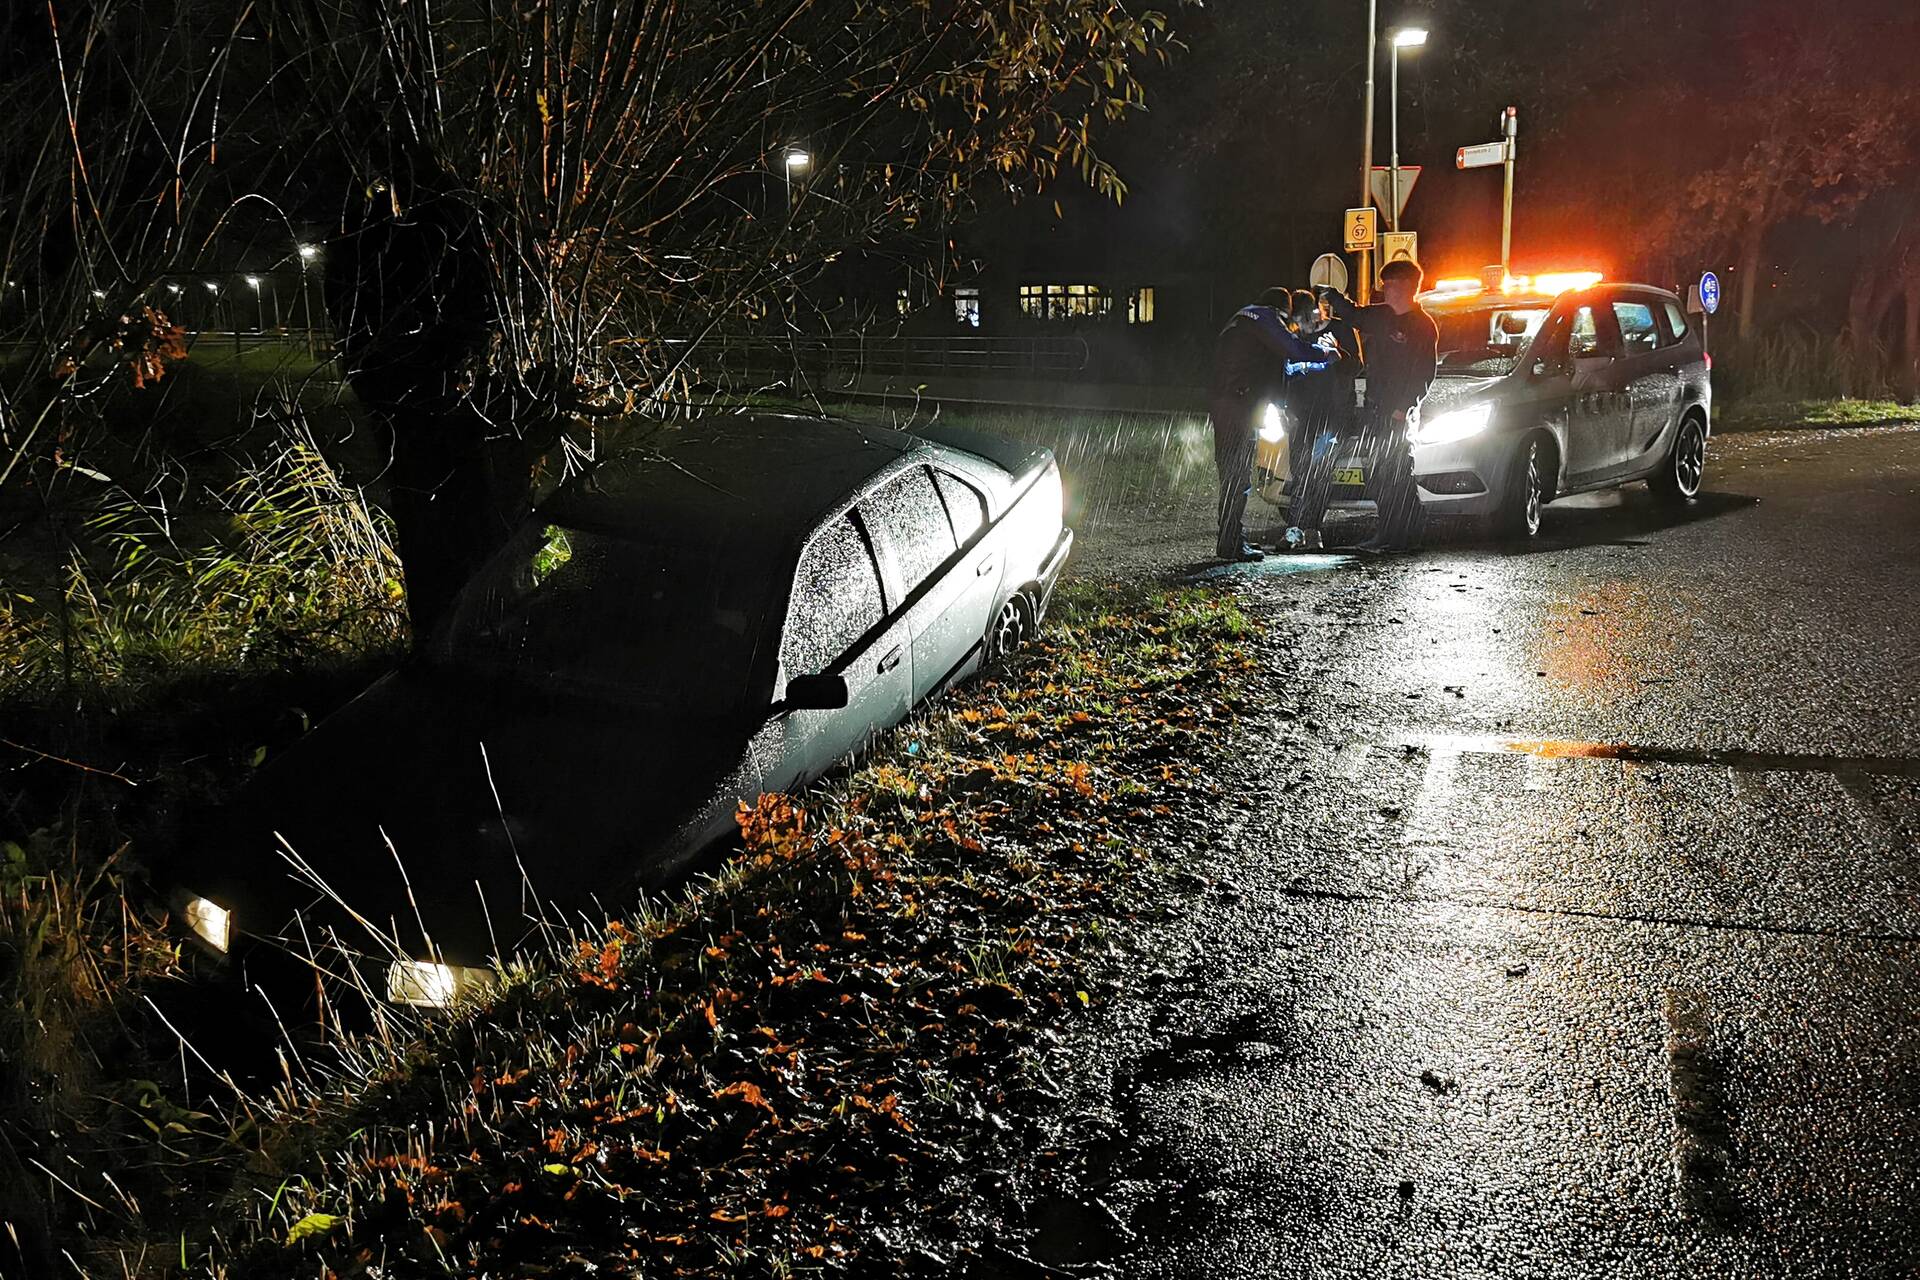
left=1208, top=288, right=1337, bottom=561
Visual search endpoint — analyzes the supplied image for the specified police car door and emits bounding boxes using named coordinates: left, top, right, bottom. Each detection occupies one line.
left=1563, top=300, right=1633, bottom=481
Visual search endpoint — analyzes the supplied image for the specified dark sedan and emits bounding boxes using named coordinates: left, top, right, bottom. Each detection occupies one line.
left=171, top=415, right=1071, bottom=1011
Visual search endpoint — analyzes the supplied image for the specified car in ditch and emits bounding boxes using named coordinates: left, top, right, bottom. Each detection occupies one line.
left=1257, top=273, right=1713, bottom=538
left=169, top=415, right=1072, bottom=1012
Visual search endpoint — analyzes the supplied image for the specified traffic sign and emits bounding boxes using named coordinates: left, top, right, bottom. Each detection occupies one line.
left=1343, top=207, right=1378, bottom=251
left=1379, top=231, right=1419, bottom=273
left=1698, top=271, right=1721, bottom=315
left=1309, top=253, right=1350, bottom=293
left=1456, top=140, right=1509, bottom=170
left=1368, top=166, right=1421, bottom=222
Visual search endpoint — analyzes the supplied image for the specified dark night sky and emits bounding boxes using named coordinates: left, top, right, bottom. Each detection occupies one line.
left=973, top=0, right=1920, bottom=321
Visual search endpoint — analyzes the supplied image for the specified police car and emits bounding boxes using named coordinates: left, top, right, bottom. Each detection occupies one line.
left=1256, top=271, right=1713, bottom=538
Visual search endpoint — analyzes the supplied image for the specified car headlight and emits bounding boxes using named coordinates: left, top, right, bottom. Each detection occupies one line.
left=386, top=960, right=495, bottom=1009
left=1258, top=402, right=1286, bottom=443
left=1413, top=402, right=1494, bottom=445
left=182, top=895, right=232, bottom=954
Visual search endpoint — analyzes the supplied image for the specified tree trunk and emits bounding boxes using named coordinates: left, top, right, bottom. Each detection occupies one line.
left=1903, top=285, right=1920, bottom=405
left=325, top=183, right=550, bottom=638
left=1735, top=216, right=1765, bottom=339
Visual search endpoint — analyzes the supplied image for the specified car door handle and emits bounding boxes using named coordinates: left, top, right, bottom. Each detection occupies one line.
left=878, top=645, right=903, bottom=674
left=976, top=555, right=995, bottom=577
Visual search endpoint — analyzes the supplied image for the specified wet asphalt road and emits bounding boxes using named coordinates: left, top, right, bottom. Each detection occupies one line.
left=1068, top=425, right=1920, bottom=1278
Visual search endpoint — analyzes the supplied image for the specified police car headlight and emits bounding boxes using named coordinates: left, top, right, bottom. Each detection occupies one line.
left=1413, top=402, right=1493, bottom=446
left=181, top=894, right=232, bottom=954
left=386, top=959, right=494, bottom=1009
left=1258, top=403, right=1286, bottom=442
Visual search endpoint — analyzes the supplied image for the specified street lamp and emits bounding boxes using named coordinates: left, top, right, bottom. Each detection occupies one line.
left=297, top=244, right=318, bottom=262
left=782, top=147, right=810, bottom=218
left=245, top=275, right=264, bottom=332
left=1388, top=26, right=1428, bottom=236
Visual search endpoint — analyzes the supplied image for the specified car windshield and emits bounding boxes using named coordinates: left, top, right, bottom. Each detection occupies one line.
left=435, top=523, right=772, bottom=713
left=1434, top=305, right=1552, bottom=376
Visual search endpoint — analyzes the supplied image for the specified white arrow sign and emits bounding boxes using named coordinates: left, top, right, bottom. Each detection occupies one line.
left=1456, top=140, right=1509, bottom=170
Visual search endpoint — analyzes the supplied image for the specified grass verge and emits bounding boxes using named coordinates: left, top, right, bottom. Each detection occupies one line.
left=189, top=581, right=1256, bottom=1278
left=1714, top=397, right=1920, bottom=433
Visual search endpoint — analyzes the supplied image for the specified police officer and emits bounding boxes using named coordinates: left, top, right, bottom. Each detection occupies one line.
left=1281, top=288, right=1358, bottom=551
left=1208, top=288, right=1336, bottom=561
left=1318, top=259, right=1438, bottom=552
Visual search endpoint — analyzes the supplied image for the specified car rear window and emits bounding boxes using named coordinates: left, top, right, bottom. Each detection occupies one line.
left=783, top=514, right=885, bottom=678
left=1614, top=301, right=1659, bottom=355
left=440, top=524, right=769, bottom=712
left=864, top=467, right=957, bottom=595
left=933, top=470, right=989, bottom=543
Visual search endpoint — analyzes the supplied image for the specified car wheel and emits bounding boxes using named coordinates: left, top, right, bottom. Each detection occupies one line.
left=1651, top=415, right=1707, bottom=503
left=985, top=593, right=1033, bottom=663
left=1491, top=436, right=1548, bottom=540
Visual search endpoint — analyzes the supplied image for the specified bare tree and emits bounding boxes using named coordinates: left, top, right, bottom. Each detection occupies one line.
left=1, top=0, right=1184, bottom=632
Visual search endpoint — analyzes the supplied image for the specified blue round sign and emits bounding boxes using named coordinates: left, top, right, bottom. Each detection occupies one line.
left=1699, top=272, right=1721, bottom=316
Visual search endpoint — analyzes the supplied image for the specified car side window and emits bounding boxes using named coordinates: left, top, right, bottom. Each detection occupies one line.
left=1613, top=301, right=1659, bottom=356
left=864, top=466, right=957, bottom=596
left=1569, top=306, right=1603, bottom=359
left=1660, top=300, right=1691, bottom=346
left=933, top=469, right=989, bottom=543
left=782, top=514, right=884, bottom=677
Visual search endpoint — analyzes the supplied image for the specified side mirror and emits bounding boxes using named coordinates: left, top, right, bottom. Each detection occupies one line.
left=781, top=673, right=849, bottom=712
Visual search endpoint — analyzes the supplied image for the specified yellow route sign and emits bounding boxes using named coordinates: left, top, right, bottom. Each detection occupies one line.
left=1343, top=207, right=1378, bottom=252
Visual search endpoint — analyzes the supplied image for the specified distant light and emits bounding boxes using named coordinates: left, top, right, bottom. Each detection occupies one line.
left=166, top=284, right=182, bottom=294
left=245, top=275, right=261, bottom=288
left=204, top=281, right=219, bottom=293
left=1392, top=27, right=1429, bottom=47
left=297, top=244, right=318, bottom=261
left=783, top=148, right=811, bottom=170
left=91, top=289, right=105, bottom=300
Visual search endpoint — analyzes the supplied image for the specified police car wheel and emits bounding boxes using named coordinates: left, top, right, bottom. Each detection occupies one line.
left=1652, top=416, right=1707, bottom=504
left=1492, top=437, right=1547, bottom=540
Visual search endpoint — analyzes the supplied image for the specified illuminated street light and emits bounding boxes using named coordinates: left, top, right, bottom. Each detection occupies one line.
left=1388, top=26, right=1429, bottom=235
left=297, top=244, right=318, bottom=261
left=203, top=281, right=219, bottom=293
left=91, top=289, right=105, bottom=300
left=244, top=275, right=265, bottom=331
left=781, top=147, right=811, bottom=220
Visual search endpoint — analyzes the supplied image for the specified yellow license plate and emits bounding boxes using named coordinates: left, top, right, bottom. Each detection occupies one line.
left=1334, top=467, right=1367, bottom=485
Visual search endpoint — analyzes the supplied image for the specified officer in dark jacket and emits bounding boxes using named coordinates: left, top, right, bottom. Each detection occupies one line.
left=1208, top=288, right=1336, bottom=561
left=1319, top=259, right=1438, bottom=551
left=1281, top=289, right=1359, bottom=550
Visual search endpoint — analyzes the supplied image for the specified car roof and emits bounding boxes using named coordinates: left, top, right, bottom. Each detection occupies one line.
left=541, top=414, right=924, bottom=550
left=1425, top=282, right=1682, bottom=313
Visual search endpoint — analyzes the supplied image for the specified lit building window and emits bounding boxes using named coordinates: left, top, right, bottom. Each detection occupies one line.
left=1129, top=286, right=1156, bottom=325
left=1018, top=283, right=1109, bottom=321
left=953, top=287, right=981, bottom=328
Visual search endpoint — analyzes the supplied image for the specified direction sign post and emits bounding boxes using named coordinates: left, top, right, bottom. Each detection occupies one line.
left=1344, top=207, right=1378, bottom=253
left=1453, top=108, right=1520, bottom=275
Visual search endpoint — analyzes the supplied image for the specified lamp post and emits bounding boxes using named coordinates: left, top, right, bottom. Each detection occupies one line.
left=297, top=244, right=319, bottom=356
left=1357, top=0, right=1377, bottom=304
left=782, top=148, right=810, bottom=218
left=245, top=275, right=264, bottom=334
left=1389, top=27, right=1427, bottom=236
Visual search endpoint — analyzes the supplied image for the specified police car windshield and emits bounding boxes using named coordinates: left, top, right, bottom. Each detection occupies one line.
left=1434, top=305, right=1551, bottom=376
